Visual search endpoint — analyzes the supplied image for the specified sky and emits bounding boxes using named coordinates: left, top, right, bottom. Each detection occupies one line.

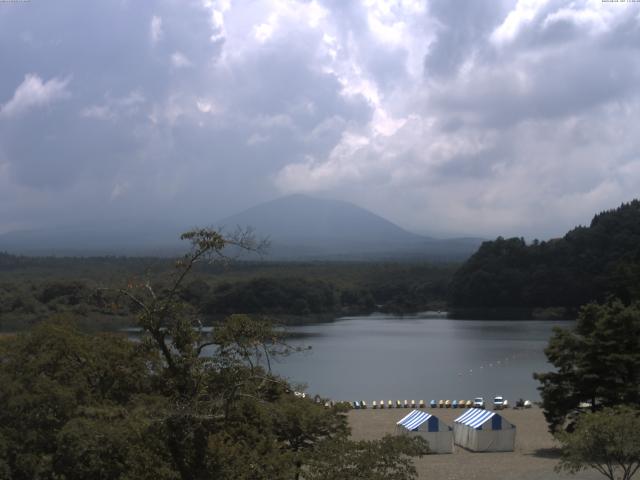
left=1, top=0, right=639, bottom=239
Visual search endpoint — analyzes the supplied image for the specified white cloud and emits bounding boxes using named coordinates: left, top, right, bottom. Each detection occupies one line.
left=247, top=133, right=270, bottom=145
left=490, top=0, right=549, bottom=46
left=202, top=0, right=231, bottom=42
left=110, top=181, right=129, bottom=200
left=0, top=74, right=70, bottom=117
left=196, top=98, right=218, bottom=114
left=80, top=91, right=145, bottom=121
left=81, top=105, right=113, bottom=120
left=150, top=15, right=163, bottom=44
left=276, top=132, right=371, bottom=192
left=171, top=51, right=192, bottom=68
left=254, top=22, right=275, bottom=43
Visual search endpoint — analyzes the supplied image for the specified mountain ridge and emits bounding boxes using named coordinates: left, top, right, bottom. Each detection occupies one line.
left=0, top=194, right=482, bottom=260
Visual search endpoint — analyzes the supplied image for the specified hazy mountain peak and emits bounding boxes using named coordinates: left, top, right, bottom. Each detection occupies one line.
left=0, top=194, right=482, bottom=260
left=217, top=194, right=424, bottom=244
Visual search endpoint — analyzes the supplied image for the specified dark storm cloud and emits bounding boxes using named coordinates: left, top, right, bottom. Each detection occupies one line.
left=0, top=0, right=373, bottom=231
left=1, top=0, right=640, bottom=238
left=423, top=0, right=509, bottom=78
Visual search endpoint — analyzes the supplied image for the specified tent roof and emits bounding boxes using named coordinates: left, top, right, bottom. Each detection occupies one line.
left=397, top=410, right=433, bottom=431
left=454, top=408, right=498, bottom=429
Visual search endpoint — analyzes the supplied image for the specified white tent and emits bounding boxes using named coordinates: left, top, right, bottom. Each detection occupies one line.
left=396, top=409, right=453, bottom=454
left=453, top=408, right=516, bottom=452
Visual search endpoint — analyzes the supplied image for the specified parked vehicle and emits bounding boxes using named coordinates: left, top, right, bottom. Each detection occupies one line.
left=473, top=397, right=485, bottom=409
left=493, top=396, right=505, bottom=410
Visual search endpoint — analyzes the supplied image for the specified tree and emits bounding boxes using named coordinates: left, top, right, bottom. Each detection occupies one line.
left=0, top=317, right=169, bottom=480
left=306, top=435, right=429, bottom=480
left=556, top=406, right=640, bottom=480
left=269, top=395, right=350, bottom=479
left=534, top=300, right=640, bottom=432
left=449, top=200, right=640, bottom=317
left=0, top=228, right=429, bottom=480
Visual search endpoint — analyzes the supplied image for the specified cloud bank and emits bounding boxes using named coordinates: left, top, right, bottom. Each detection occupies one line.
left=1, top=0, right=639, bottom=238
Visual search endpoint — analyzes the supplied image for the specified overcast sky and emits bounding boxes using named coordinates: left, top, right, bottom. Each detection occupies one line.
left=1, top=0, right=639, bottom=239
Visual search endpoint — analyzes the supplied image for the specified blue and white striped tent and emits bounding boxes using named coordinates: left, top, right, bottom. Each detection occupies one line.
left=396, top=410, right=453, bottom=454
left=453, top=408, right=515, bottom=452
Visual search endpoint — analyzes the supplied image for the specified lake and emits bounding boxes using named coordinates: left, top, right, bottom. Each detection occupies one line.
left=270, top=313, right=573, bottom=403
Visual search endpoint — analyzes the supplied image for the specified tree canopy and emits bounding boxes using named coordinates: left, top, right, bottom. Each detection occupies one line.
left=534, top=300, right=640, bottom=432
left=556, top=406, right=640, bottom=480
left=449, top=200, right=640, bottom=317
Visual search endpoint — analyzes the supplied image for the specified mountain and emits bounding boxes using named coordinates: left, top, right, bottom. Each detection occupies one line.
left=216, top=194, right=481, bottom=260
left=449, top=199, right=640, bottom=317
left=218, top=194, right=421, bottom=244
left=0, top=195, right=482, bottom=260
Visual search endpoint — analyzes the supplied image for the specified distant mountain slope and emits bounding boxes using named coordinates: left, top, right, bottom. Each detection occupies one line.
left=218, top=194, right=424, bottom=244
left=0, top=195, right=482, bottom=260
left=449, top=199, right=640, bottom=316
left=217, top=194, right=481, bottom=260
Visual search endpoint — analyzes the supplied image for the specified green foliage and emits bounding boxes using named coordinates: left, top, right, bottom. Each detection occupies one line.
left=556, top=406, right=640, bottom=480
left=53, top=411, right=177, bottom=480
left=306, top=434, right=429, bottom=480
left=202, top=277, right=340, bottom=316
left=449, top=200, right=640, bottom=316
left=0, top=255, right=455, bottom=331
left=534, top=300, right=640, bottom=432
left=0, top=229, right=429, bottom=480
left=0, top=317, right=166, bottom=479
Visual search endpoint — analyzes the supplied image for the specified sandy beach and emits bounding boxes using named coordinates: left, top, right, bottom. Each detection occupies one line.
left=348, top=407, right=608, bottom=480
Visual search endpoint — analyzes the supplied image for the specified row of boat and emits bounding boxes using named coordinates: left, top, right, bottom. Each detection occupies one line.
left=348, top=399, right=481, bottom=409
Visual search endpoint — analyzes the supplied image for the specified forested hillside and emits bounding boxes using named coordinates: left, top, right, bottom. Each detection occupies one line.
left=449, top=200, right=640, bottom=318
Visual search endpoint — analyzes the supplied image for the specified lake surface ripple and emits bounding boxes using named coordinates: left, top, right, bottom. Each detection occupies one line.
left=272, top=313, right=573, bottom=402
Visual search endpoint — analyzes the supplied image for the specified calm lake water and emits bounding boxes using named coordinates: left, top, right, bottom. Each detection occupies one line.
left=270, top=313, right=573, bottom=403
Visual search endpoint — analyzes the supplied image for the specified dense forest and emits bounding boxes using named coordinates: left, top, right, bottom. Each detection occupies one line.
left=0, top=255, right=454, bottom=331
left=449, top=200, right=640, bottom=318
